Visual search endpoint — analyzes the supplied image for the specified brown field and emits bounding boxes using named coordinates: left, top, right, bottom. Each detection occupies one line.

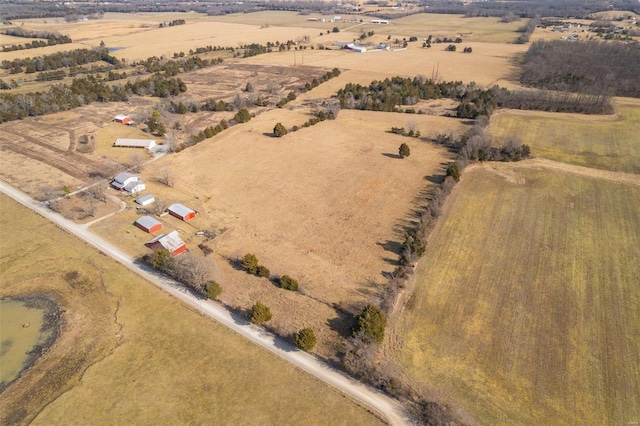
left=379, top=14, right=530, bottom=43
left=243, top=42, right=527, bottom=88
left=395, top=164, right=640, bottom=425
left=0, top=194, right=384, bottom=426
left=89, top=106, right=462, bottom=359
left=5, top=10, right=638, bottom=423
left=489, top=97, right=640, bottom=174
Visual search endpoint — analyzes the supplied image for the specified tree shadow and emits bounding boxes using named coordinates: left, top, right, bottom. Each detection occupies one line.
left=223, top=255, right=246, bottom=272
left=262, top=132, right=277, bottom=138
left=382, top=153, right=403, bottom=159
left=378, top=239, right=403, bottom=256
left=327, top=311, right=354, bottom=339
left=425, top=173, right=446, bottom=184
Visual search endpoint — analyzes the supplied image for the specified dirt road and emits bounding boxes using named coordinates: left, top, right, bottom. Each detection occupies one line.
left=473, top=158, right=640, bottom=187
left=0, top=181, right=413, bottom=426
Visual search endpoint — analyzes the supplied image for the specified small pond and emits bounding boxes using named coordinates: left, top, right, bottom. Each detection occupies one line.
left=0, top=298, right=57, bottom=390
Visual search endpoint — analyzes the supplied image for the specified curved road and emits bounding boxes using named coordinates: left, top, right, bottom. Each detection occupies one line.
left=0, top=181, right=413, bottom=426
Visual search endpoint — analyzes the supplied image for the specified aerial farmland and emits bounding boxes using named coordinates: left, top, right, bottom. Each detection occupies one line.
left=1, top=1, right=639, bottom=425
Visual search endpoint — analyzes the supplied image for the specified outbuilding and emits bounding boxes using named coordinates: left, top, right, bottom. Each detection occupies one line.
left=135, top=194, right=155, bottom=206
left=114, top=115, right=133, bottom=125
left=168, top=203, right=196, bottom=221
left=114, top=139, right=156, bottom=149
left=135, top=216, right=162, bottom=233
left=344, top=43, right=367, bottom=53
left=145, top=230, right=186, bottom=255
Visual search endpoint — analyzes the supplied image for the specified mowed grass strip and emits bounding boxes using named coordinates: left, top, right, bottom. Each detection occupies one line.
left=0, top=195, right=383, bottom=426
left=489, top=98, right=640, bottom=174
left=397, top=166, right=640, bottom=425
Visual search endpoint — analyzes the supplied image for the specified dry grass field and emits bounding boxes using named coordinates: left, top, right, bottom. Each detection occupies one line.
left=87, top=107, right=462, bottom=359
left=395, top=164, right=640, bottom=425
left=489, top=98, right=640, bottom=174
left=0, top=194, right=384, bottom=426
left=5, top=9, right=639, bottom=423
left=243, top=41, right=527, bottom=88
left=380, top=14, right=529, bottom=43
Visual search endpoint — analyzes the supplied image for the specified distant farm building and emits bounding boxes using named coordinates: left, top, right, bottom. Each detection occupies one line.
left=168, top=203, right=196, bottom=221
left=135, top=216, right=162, bottom=233
left=111, top=173, right=146, bottom=194
left=343, top=43, right=367, bottom=53
left=135, top=194, right=155, bottom=206
left=307, top=17, right=325, bottom=22
left=114, top=139, right=156, bottom=149
left=371, top=19, right=389, bottom=25
left=145, top=230, right=186, bottom=255
left=114, top=115, right=133, bottom=125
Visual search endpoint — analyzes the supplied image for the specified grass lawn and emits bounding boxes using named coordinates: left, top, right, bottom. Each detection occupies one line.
left=396, top=166, right=640, bottom=425
left=489, top=98, right=640, bottom=174
left=0, top=194, right=384, bottom=426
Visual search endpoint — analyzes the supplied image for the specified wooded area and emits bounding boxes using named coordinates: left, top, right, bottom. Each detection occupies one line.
left=521, top=40, right=640, bottom=98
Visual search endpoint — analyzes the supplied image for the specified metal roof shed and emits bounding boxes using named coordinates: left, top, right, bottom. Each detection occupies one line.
left=135, top=216, right=162, bottom=233
left=114, top=139, right=156, bottom=149
left=135, top=194, right=155, bottom=206
left=168, top=203, right=196, bottom=221
left=145, top=230, right=186, bottom=255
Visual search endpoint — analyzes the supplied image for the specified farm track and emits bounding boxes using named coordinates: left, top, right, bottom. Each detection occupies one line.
left=474, top=157, right=640, bottom=187
left=0, top=128, right=105, bottom=181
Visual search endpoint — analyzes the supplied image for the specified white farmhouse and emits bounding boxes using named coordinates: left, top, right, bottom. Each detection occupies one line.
left=111, top=172, right=146, bottom=194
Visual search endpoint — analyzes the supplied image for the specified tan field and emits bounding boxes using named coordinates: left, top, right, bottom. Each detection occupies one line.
left=489, top=97, right=640, bottom=174
left=3, top=8, right=639, bottom=424
left=379, top=14, right=530, bottom=43
left=243, top=42, right=527, bottom=87
left=89, top=106, right=462, bottom=359
left=395, top=164, right=640, bottom=425
left=0, top=194, right=384, bottom=426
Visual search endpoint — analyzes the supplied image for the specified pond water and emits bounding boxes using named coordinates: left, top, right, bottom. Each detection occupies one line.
left=0, top=298, right=53, bottom=387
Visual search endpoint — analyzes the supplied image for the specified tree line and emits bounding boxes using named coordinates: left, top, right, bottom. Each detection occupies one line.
left=338, top=76, right=614, bottom=117
left=420, top=0, right=639, bottom=19
left=2, top=47, right=119, bottom=74
left=0, top=73, right=186, bottom=123
left=3, top=37, right=71, bottom=52
left=520, top=39, right=640, bottom=98
left=337, top=77, right=501, bottom=118
left=2, top=29, right=72, bottom=52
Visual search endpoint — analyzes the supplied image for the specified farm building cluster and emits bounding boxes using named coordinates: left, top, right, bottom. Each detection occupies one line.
left=110, top=173, right=197, bottom=256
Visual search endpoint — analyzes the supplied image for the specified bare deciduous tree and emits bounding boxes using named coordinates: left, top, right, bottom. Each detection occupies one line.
left=128, top=151, right=146, bottom=173
left=159, top=167, right=175, bottom=187
left=85, top=181, right=108, bottom=202
left=150, top=198, right=169, bottom=216
left=173, top=253, right=213, bottom=294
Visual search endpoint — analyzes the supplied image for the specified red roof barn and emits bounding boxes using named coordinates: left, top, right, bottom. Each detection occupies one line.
left=135, top=216, right=162, bottom=233
left=114, top=114, right=133, bottom=124
left=145, top=231, right=186, bottom=256
left=168, top=203, right=196, bottom=221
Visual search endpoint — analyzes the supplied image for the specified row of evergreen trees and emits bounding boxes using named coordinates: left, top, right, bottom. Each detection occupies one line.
left=0, top=74, right=186, bottom=123
left=337, top=76, right=499, bottom=118
left=2, top=47, right=119, bottom=74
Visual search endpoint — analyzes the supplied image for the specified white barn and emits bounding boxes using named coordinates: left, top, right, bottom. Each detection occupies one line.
left=114, top=139, right=156, bottom=149
left=135, top=194, right=155, bottom=206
